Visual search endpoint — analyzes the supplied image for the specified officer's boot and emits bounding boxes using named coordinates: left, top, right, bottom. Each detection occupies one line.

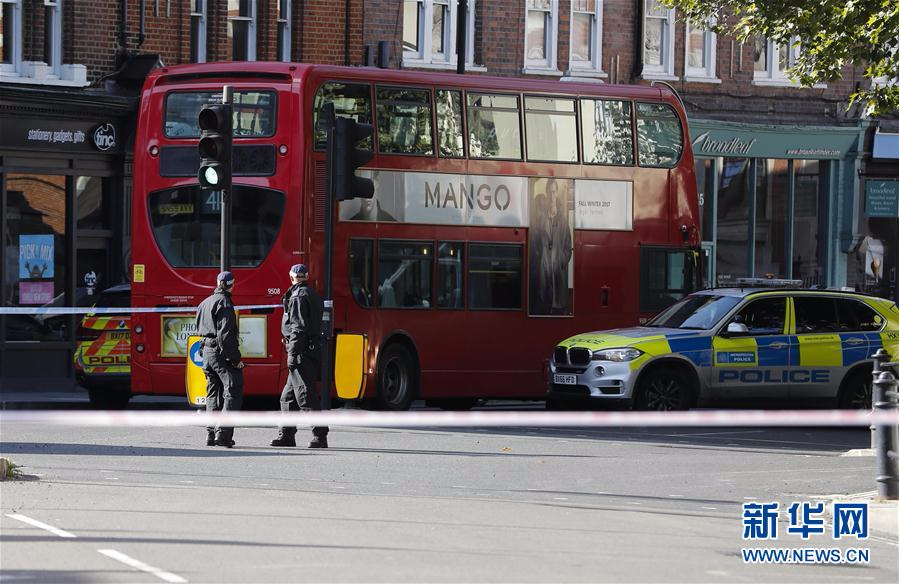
left=206, top=429, right=216, bottom=446
left=270, top=433, right=296, bottom=447
left=308, top=435, right=328, bottom=449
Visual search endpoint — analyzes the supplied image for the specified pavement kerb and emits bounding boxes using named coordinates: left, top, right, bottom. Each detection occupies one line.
left=825, top=492, right=899, bottom=544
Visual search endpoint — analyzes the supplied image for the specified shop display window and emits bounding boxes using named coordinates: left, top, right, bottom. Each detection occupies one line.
left=3, top=173, right=69, bottom=341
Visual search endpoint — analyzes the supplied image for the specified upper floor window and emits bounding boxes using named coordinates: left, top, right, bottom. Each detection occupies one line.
left=642, top=0, right=675, bottom=78
left=569, top=0, right=603, bottom=75
left=753, top=37, right=798, bottom=85
left=277, top=0, right=291, bottom=61
left=403, top=0, right=476, bottom=68
left=42, top=0, right=62, bottom=76
left=684, top=20, right=717, bottom=82
left=525, top=0, right=559, bottom=72
left=190, top=0, right=207, bottom=63
left=0, top=0, right=22, bottom=74
left=228, top=0, right=256, bottom=61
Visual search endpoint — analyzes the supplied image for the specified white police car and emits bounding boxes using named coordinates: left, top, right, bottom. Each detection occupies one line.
left=549, top=280, right=899, bottom=410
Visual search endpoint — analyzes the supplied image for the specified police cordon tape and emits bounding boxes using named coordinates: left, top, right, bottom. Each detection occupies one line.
left=2, top=409, right=898, bottom=427
left=0, top=304, right=282, bottom=315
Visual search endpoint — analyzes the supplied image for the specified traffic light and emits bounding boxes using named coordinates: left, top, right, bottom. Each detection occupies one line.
left=197, top=104, right=233, bottom=190
left=333, top=116, right=374, bottom=201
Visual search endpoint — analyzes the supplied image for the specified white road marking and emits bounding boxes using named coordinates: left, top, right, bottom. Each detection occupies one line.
left=702, top=507, right=718, bottom=510
left=98, top=549, right=187, bottom=583
left=743, top=497, right=757, bottom=501
left=381, top=482, right=394, bottom=485
left=105, top=477, right=120, bottom=480
left=553, top=497, right=569, bottom=501
left=667, top=494, right=684, bottom=498
left=179, top=481, right=194, bottom=484
left=451, top=485, right=467, bottom=488
left=6, top=514, right=76, bottom=538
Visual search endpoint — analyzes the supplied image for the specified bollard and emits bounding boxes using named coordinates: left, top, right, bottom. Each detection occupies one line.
left=873, top=370, right=899, bottom=500
left=871, top=349, right=892, bottom=449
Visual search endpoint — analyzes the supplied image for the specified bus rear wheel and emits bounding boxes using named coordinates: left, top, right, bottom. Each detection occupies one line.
left=376, top=344, right=417, bottom=411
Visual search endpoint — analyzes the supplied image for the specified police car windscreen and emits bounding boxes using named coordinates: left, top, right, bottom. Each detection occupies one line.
left=647, top=295, right=740, bottom=330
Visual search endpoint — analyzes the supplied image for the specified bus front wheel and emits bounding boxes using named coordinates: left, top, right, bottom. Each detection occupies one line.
left=377, top=344, right=417, bottom=411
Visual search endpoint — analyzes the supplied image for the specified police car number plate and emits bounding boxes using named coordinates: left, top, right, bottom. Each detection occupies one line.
left=553, top=374, right=576, bottom=385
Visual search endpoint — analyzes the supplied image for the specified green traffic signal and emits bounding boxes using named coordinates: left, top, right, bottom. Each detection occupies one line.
left=203, top=166, right=220, bottom=186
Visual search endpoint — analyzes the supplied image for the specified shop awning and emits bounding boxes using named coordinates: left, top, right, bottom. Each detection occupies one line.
left=873, top=129, right=899, bottom=159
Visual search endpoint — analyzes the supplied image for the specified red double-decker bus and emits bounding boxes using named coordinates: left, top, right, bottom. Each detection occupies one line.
left=130, top=62, right=700, bottom=410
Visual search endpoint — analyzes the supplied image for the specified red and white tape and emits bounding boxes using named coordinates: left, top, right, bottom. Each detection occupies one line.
left=1, top=409, right=898, bottom=428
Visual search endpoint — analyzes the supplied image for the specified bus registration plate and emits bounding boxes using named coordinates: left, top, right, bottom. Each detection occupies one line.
left=553, top=374, right=576, bottom=385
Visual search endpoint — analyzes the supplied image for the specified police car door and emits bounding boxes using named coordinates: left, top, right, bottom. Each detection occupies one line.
left=711, top=296, right=791, bottom=399
left=790, top=296, right=845, bottom=399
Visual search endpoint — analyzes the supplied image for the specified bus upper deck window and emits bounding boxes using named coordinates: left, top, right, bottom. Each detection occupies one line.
left=524, top=96, right=577, bottom=163
left=314, top=82, right=372, bottom=150
left=376, top=87, right=434, bottom=156
left=467, top=93, right=522, bottom=160
left=164, top=91, right=277, bottom=138
left=436, top=90, right=464, bottom=158
left=580, top=99, right=634, bottom=166
left=636, top=102, right=683, bottom=168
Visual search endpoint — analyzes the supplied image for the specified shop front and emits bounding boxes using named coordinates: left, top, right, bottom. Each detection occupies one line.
left=688, top=119, right=867, bottom=293
left=851, top=124, right=899, bottom=302
left=0, top=87, right=134, bottom=391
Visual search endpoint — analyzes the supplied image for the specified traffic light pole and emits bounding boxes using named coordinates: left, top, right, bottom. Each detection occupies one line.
left=320, top=103, right=337, bottom=410
left=220, top=86, right=233, bottom=272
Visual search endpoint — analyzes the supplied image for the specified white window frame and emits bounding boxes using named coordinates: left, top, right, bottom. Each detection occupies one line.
left=402, top=0, right=478, bottom=70
left=642, top=0, right=675, bottom=80
left=190, top=0, right=207, bottom=63
left=228, top=0, right=257, bottom=62
left=44, top=0, right=62, bottom=77
left=753, top=37, right=798, bottom=86
left=683, top=19, right=718, bottom=83
left=524, top=0, right=560, bottom=75
left=277, top=0, right=291, bottom=62
left=0, top=0, right=23, bottom=76
left=567, top=0, right=605, bottom=78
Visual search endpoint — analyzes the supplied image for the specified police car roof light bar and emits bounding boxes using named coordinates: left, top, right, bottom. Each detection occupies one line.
left=734, top=277, right=803, bottom=288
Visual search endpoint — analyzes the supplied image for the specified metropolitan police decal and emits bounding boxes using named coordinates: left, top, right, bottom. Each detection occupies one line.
left=93, top=123, right=117, bottom=151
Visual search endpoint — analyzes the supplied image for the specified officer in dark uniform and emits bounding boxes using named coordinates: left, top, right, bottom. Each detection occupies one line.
left=195, top=271, right=245, bottom=448
left=271, top=264, right=328, bottom=448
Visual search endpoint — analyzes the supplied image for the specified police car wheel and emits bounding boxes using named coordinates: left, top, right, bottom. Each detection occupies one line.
left=838, top=370, right=872, bottom=410
left=635, top=369, right=692, bottom=411
left=377, top=344, right=417, bottom=411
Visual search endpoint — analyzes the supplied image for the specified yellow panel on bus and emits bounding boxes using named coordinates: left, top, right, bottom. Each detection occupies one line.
left=335, top=334, right=367, bottom=400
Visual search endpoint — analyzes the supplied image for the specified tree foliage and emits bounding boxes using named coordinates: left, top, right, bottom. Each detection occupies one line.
left=661, top=0, right=899, bottom=116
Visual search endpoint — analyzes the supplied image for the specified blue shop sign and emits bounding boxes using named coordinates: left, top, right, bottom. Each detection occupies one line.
left=865, top=181, right=899, bottom=218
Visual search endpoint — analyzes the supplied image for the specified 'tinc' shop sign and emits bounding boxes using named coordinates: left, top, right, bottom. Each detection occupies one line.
left=0, top=117, right=121, bottom=154
left=688, top=122, right=859, bottom=160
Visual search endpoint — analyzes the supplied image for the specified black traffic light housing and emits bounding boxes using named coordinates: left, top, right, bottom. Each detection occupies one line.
left=197, top=104, right=233, bottom=190
left=333, top=116, right=374, bottom=201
